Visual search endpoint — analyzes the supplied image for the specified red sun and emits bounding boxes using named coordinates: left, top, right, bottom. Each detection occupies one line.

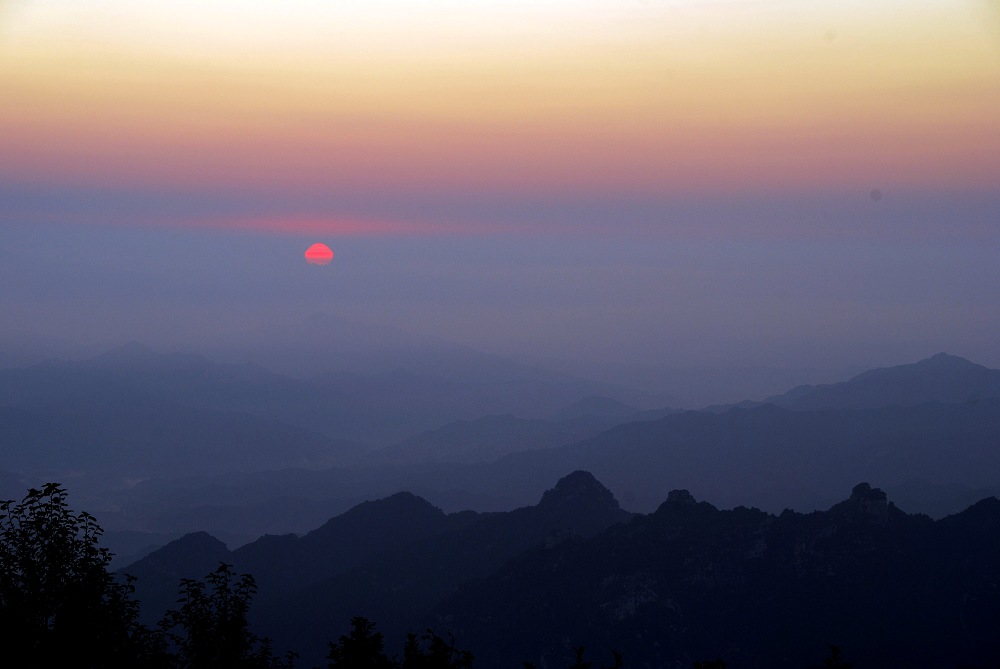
left=304, top=243, right=334, bottom=266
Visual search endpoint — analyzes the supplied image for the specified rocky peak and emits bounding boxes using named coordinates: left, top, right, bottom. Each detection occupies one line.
left=666, top=489, right=697, bottom=505
left=653, top=489, right=719, bottom=518
left=849, top=482, right=884, bottom=501
left=539, top=470, right=619, bottom=511
left=831, top=482, right=890, bottom=524
left=535, top=471, right=631, bottom=537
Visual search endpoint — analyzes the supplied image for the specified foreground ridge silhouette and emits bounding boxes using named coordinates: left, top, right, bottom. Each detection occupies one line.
left=4, top=480, right=999, bottom=668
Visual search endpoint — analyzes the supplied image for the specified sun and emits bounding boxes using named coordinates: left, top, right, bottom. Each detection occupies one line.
left=304, top=243, right=334, bottom=266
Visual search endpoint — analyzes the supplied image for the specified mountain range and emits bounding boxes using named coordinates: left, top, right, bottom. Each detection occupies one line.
left=121, top=472, right=1000, bottom=669
left=97, top=352, right=1000, bottom=547
left=3, top=345, right=1000, bottom=559
left=0, top=335, right=645, bottom=455
left=124, top=471, right=632, bottom=662
left=4, top=336, right=1000, bottom=667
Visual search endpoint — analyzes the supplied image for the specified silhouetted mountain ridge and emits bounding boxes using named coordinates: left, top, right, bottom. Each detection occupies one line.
left=554, top=395, right=641, bottom=419
left=124, top=471, right=632, bottom=660
left=755, top=352, right=1000, bottom=411
left=84, top=340, right=211, bottom=372
left=95, top=390, right=1000, bottom=549
left=121, top=473, right=1000, bottom=669
left=478, top=396, right=1000, bottom=513
left=428, top=480, right=1000, bottom=669
left=0, top=396, right=353, bottom=480
left=8, top=350, right=1000, bottom=555
left=367, top=412, right=644, bottom=465
left=0, top=339, right=652, bottom=455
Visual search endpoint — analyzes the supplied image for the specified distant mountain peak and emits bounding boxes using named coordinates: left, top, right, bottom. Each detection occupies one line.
left=92, top=340, right=159, bottom=363
left=853, top=352, right=985, bottom=380
left=296, top=311, right=434, bottom=352
left=83, top=340, right=198, bottom=374
left=129, top=530, right=231, bottom=574
left=307, top=490, right=446, bottom=542
left=754, top=352, right=1000, bottom=411
left=555, top=396, right=639, bottom=420
left=918, top=352, right=981, bottom=368
left=345, top=490, right=443, bottom=519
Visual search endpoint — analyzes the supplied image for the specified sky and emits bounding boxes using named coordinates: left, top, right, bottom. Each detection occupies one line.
left=2, top=0, right=999, bottom=386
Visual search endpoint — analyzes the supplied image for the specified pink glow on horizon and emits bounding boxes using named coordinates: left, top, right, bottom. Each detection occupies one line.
left=0, top=204, right=496, bottom=238
left=3, top=122, right=999, bottom=198
left=204, top=215, right=486, bottom=237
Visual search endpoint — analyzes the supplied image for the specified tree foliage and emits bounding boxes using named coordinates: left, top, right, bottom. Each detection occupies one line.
left=808, top=644, right=852, bottom=669
left=523, top=646, right=622, bottom=669
left=401, top=628, right=475, bottom=669
left=693, top=660, right=728, bottom=669
left=0, top=482, right=166, bottom=667
left=326, top=616, right=395, bottom=669
left=159, top=562, right=295, bottom=669
left=0, top=483, right=290, bottom=668
left=327, top=617, right=474, bottom=669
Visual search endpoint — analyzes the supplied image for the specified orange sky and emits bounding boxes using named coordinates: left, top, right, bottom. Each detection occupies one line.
left=2, top=2, right=1000, bottom=375
left=2, top=0, right=999, bottom=200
